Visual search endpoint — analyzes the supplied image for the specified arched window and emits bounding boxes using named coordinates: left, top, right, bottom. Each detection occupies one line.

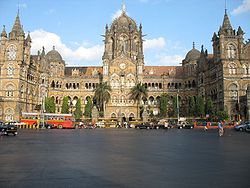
left=7, top=66, right=14, bottom=76
left=149, top=96, right=154, bottom=105
left=229, top=64, right=236, bottom=75
left=6, top=84, right=14, bottom=97
left=51, top=80, right=55, bottom=88
left=111, top=113, right=117, bottom=118
left=229, top=83, right=238, bottom=100
left=227, top=44, right=237, bottom=59
left=243, top=64, right=248, bottom=75
left=5, top=108, right=14, bottom=122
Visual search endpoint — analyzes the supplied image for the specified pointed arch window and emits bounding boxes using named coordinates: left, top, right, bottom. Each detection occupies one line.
left=5, top=108, right=14, bottom=122
left=229, top=63, right=236, bottom=75
left=6, top=84, right=14, bottom=97
left=243, top=64, right=248, bottom=75
left=227, top=44, right=237, bottom=59
left=7, top=65, right=14, bottom=76
left=229, top=83, right=238, bottom=100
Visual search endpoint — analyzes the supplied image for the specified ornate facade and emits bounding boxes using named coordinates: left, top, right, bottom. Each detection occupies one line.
left=0, top=7, right=250, bottom=122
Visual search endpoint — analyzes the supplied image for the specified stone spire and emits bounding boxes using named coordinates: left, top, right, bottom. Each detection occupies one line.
left=9, top=11, right=24, bottom=39
left=222, top=9, right=232, bottom=30
left=1, top=25, right=7, bottom=38
left=219, top=9, right=233, bottom=36
left=26, top=32, right=32, bottom=43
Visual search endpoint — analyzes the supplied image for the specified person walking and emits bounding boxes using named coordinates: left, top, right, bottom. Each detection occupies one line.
left=218, top=120, right=224, bottom=136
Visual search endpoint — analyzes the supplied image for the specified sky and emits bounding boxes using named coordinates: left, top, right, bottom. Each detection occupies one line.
left=0, top=0, right=250, bottom=67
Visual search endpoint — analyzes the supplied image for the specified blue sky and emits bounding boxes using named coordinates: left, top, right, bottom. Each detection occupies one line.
left=0, top=0, right=249, bottom=66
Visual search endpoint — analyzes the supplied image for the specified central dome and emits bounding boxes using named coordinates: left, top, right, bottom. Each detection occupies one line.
left=111, top=12, right=137, bottom=31
left=46, top=46, right=63, bottom=62
left=185, top=48, right=200, bottom=62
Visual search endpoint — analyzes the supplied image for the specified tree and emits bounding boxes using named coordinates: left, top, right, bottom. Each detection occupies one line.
left=74, top=98, right=82, bottom=120
left=129, top=82, right=148, bottom=119
left=195, top=96, right=205, bottom=117
left=188, top=96, right=195, bottom=117
left=45, top=97, right=55, bottom=113
left=84, top=97, right=92, bottom=118
left=205, top=97, right=214, bottom=118
left=172, top=96, right=178, bottom=118
left=93, top=81, right=112, bottom=117
left=216, top=111, right=229, bottom=121
left=159, top=93, right=168, bottom=118
left=61, top=96, right=69, bottom=114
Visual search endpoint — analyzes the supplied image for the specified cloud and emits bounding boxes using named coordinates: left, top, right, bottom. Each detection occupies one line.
left=159, top=55, right=184, bottom=66
left=144, top=37, right=166, bottom=50
left=232, top=0, right=250, bottom=15
left=30, top=29, right=103, bottom=66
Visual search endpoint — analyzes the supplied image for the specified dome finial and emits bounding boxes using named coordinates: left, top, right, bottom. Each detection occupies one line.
left=193, top=42, right=195, bottom=49
left=225, top=0, right=227, bottom=14
left=53, top=46, right=55, bottom=50
left=122, top=0, right=126, bottom=13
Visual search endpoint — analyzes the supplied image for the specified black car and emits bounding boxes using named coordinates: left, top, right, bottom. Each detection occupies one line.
left=38, top=122, right=55, bottom=129
left=0, top=124, right=18, bottom=136
left=135, top=123, right=154, bottom=129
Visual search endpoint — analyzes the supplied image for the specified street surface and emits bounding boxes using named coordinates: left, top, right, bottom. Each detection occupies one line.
left=0, top=128, right=250, bottom=188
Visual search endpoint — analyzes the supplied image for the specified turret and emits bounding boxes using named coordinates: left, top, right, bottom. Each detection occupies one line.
left=219, top=9, right=234, bottom=37
left=1, top=25, right=7, bottom=39
left=9, top=12, right=25, bottom=40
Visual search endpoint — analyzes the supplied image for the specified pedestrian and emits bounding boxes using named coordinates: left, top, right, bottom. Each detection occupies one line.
left=218, top=120, right=224, bottom=136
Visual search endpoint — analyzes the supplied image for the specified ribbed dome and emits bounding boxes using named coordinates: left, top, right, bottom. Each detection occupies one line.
left=111, top=12, right=137, bottom=31
left=185, top=48, right=200, bottom=62
left=46, top=46, right=63, bottom=62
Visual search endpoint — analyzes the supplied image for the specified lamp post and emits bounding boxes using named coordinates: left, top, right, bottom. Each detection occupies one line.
left=176, top=89, right=180, bottom=121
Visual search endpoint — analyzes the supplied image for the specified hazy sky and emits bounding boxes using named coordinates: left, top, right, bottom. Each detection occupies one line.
left=0, top=0, right=249, bottom=66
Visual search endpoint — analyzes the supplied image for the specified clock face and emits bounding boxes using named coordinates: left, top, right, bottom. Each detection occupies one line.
left=7, top=45, right=17, bottom=60
left=119, top=62, right=126, bottom=70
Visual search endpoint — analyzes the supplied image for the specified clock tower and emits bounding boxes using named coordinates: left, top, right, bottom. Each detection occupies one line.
left=102, top=2, right=144, bottom=119
left=0, top=12, right=32, bottom=121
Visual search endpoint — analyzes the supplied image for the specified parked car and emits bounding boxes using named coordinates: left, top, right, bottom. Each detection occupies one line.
left=0, top=124, right=18, bottom=136
left=235, top=121, right=250, bottom=131
left=39, top=122, right=55, bottom=129
left=245, top=124, right=250, bottom=132
left=135, top=123, right=154, bottom=129
left=177, top=121, right=194, bottom=129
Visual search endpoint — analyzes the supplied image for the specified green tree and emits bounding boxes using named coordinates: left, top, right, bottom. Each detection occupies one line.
left=45, top=97, right=56, bottom=113
left=195, top=96, right=205, bottom=117
left=84, top=97, right=92, bottom=118
left=61, top=96, right=69, bottom=114
left=172, top=96, right=178, bottom=118
left=74, top=98, right=83, bottom=120
left=93, top=81, right=112, bottom=117
left=188, top=96, right=195, bottom=117
left=216, top=111, right=229, bottom=121
left=159, top=93, right=168, bottom=118
left=129, top=82, right=148, bottom=119
left=205, top=97, right=214, bottom=118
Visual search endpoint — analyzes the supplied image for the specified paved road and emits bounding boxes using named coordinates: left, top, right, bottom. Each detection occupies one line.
left=0, top=128, right=250, bottom=188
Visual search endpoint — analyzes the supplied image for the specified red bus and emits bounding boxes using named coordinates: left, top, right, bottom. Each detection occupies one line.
left=21, top=112, right=73, bottom=129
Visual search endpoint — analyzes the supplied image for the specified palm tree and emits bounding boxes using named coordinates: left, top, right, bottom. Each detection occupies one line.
left=93, top=81, right=112, bottom=117
left=129, top=82, right=148, bottom=119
